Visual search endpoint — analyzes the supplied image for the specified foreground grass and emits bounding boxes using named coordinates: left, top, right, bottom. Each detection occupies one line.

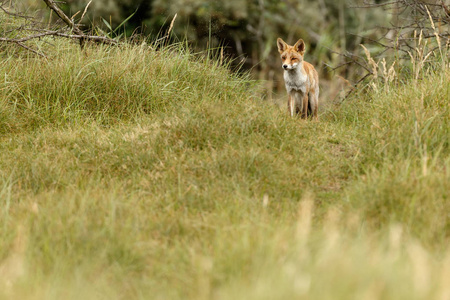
left=0, top=38, right=449, bottom=299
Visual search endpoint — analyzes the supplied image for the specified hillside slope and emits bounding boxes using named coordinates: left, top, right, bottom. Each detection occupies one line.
left=0, top=42, right=449, bottom=299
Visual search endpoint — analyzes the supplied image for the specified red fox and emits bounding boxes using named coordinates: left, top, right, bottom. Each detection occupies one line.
left=277, top=38, right=319, bottom=120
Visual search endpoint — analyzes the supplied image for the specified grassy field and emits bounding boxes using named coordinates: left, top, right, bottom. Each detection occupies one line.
left=0, top=32, right=449, bottom=299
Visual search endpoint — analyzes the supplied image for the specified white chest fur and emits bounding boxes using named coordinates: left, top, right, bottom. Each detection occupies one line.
left=283, top=63, right=308, bottom=94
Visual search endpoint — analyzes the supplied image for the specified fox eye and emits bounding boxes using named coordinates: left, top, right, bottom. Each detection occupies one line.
left=282, top=56, right=286, bottom=60
left=291, top=57, right=297, bottom=61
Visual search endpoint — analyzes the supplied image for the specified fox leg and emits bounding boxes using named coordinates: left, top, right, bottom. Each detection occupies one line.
left=295, top=93, right=303, bottom=115
left=287, top=95, right=295, bottom=117
left=301, top=93, right=309, bottom=119
left=312, top=97, right=319, bottom=121
left=308, top=91, right=319, bottom=121
left=312, top=88, right=319, bottom=121
left=288, top=92, right=302, bottom=117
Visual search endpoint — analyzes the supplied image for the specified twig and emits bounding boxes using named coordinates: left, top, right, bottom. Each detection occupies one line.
left=41, top=0, right=83, bottom=36
left=78, top=0, right=92, bottom=25
left=0, top=31, right=118, bottom=45
left=0, top=0, right=118, bottom=56
left=41, top=0, right=86, bottom=48
left=156, top=14, right=178, bottom=42
left=347, top=32, right=411, bottom=54
left=331, top=0, right=449, bottom=103
left=349, top=1, right=402, bottom=9
left=328, top=47, right=373, bottom=73
left=0, top=4, right=33, bottom=19
left=16, top=42, right=47, bottom=58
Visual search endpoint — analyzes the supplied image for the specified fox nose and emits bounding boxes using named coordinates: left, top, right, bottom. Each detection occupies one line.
left=283, top=64, right=288, bottom=69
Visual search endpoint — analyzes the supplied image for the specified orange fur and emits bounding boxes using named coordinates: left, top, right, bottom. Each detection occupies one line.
left=277, top=38, right=319, bottom=120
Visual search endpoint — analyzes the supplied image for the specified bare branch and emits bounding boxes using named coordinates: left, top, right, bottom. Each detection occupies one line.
left=16, top=41, right=47, bottom=58
left=0, top=31, right=118, bottom=45
left=78, top=0, right=93, bottom=26
left=349, top=1, right=401, bottom=9
left=0, top=4, right=33, bottom=19
left=41, top=0, right=84, bottom=36
left=341, top=72, right=372, bottom=100
left=0, top=0, right=119, bottom=56
left=41, top=0, right=86, bottom=48
left=331, top=0, right=449, bottom=103
left=328, top=47, right=373, bottom=74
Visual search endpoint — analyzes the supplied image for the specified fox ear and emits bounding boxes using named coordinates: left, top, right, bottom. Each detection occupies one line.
left=277, top=38, right=288, bottom=54
left=294, top=39, right=305, bottom=55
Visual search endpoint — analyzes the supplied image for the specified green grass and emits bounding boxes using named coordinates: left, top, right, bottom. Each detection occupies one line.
left=0, top=33, right=449, bottom=299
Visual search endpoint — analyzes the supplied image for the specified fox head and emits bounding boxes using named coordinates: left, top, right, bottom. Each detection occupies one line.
left=277, top=38, right=305, bottom=70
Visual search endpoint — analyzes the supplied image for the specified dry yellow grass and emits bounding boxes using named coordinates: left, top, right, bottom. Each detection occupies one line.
left=0, top=9, right=449, bottom=299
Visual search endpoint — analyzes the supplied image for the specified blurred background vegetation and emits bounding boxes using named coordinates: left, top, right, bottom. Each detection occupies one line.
left=14, top=0, right=448, bottom=101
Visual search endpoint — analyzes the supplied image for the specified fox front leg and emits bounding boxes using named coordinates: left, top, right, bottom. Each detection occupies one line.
left=301, top=93, right=309, bottom=119
left=287, top=94, right=295, bottom=117
left=289, top=91, right=304, bottom=117
left=288, top=93, right=298, bottom=117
